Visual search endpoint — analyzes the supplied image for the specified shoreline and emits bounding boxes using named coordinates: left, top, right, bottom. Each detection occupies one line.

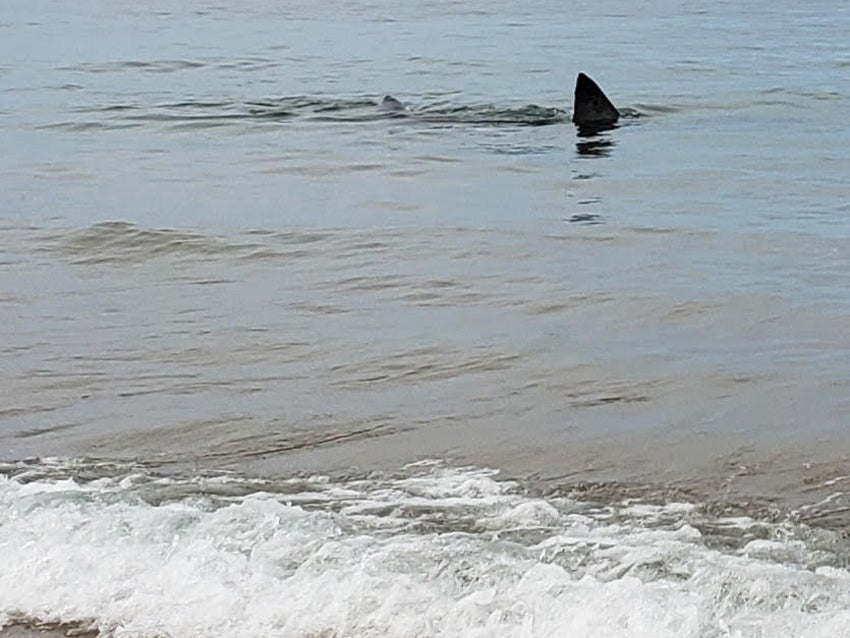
left=4, top=423, right=850, bottom=529
left=0, top=624, right=97, bottom=638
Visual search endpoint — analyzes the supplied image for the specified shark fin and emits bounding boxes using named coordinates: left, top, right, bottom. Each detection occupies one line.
left=572, top=73, right=620, bottom=129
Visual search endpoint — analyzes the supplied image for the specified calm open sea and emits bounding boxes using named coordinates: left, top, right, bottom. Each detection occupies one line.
left=2, top=0, right=850, bottom=635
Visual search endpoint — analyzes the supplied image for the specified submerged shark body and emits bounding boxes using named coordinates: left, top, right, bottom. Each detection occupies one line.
left=572, top=73, right=620, bottom=130
left=380, top=73, right=622, bottom=132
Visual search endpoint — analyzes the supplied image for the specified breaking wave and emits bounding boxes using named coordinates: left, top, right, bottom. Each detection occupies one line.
left=2, top=460, right=850, bottom=637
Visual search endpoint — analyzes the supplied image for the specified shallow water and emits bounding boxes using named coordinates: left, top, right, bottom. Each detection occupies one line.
left=2, top=0, right=850, bottom=635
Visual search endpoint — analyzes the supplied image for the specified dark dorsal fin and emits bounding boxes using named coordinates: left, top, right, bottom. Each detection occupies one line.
left=380, top=95, right=405, bottom=112
left=572, top=73, right=619, bottom=128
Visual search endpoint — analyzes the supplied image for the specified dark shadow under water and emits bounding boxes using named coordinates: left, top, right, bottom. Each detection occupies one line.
left=576, top=134, right=617, bottom=158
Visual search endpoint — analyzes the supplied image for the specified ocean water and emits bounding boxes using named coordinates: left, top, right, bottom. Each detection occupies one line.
left=2, top=0, right=850, bottom=635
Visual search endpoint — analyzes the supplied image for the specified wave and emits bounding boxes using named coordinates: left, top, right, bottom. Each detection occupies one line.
left=2, top=459, right=850, bottom=638
left=41, top=222, right=249, bottom=264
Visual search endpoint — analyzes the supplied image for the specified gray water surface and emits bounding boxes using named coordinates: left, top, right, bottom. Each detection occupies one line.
left=2, top=0, right=850, bottom=516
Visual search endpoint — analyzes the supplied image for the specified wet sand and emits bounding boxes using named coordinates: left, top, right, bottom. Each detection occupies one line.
left=0, top=624, right=97, bottom=638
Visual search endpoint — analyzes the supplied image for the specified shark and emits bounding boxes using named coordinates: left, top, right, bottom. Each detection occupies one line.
left=378, top=72, right=622, bottom=131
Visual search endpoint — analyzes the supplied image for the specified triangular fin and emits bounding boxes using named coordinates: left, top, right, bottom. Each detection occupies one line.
left=572, top=73, right=620, bottom=128
left=380, top=95, right=405, bottom=112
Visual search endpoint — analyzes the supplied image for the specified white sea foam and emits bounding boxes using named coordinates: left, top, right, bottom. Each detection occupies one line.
left=1, top=461, right=850, bottom=638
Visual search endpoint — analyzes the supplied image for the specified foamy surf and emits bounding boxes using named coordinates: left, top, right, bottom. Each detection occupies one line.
left=2, top=460, right=849, bottom=638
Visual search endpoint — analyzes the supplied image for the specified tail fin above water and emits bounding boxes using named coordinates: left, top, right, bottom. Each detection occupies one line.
left=572, top=73, right=619, bottom=129
left=380, top=95, right=405, bottom=112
